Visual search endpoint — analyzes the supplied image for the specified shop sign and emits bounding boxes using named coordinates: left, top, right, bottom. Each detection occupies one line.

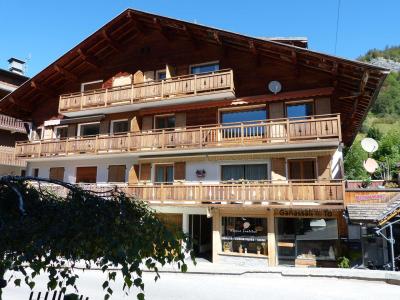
left=355, top=194, right=386, bottom=201
left=275, top=209, right=334, bottom=218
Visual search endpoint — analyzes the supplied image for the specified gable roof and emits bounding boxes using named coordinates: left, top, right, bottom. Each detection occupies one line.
left=0, top=9, right=389, bottom=145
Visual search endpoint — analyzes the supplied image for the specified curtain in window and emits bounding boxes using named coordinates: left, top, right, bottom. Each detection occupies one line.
left=245, top=164, right=268, bottom=181
left=222, top=165, right=244, bottom=181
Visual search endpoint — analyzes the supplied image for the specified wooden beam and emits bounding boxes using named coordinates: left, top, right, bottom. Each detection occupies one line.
left=30, top=80, right=56, bottom=99
left=101, top=29, right=122, bottom=53
left=210, top=30, right=221, bottom=45
left=359, top=70, right=370, bottom=95
left=153, top=17, right=173, bottom=41
left=77, top=49, right=102, bottom=71
left=126, top=11, right=149, bottom=34
left=54, top=64, right=78, bottom=82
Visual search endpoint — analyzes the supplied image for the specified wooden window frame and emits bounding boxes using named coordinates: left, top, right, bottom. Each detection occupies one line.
left=285, top=99, right=315, bottom=118
left=80, top=80, right=103, bottom=92
left=155, top=69, right=167, bottom=80
left=218, top=104, right=267, bottom=124
left=286, top=157, right=318, bottom=181
left=154, top=114, right=175, bottom=130
left=77, top=122, right=100, bottom=137
left=189, top=60, right=220, bottom=74
left=110, top=119, right=129, bottom=135
left=53, top=125, right=68, bottom=139
left=154, top=163, right=174, bottom=184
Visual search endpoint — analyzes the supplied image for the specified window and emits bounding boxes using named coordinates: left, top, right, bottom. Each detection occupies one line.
left=111, top=120, right=129, bottom=134
left=288, top=159, right=316, bottom=181
left=76, top=167, right=97, bottom=183
left=54, top=126, right=68, bottom=139
left=221, top=164, right=268, bottom=182
left=33, top=168, right=39, bottom=177
left=190, top=62, right=219, bottom=74
left=33, top=128, right=43, bottom=141
left=49, top=167, right=65, bottom=181
left=221, top=217, right=268, bottom=255
left=156, top=70, right=167, bottom=80
left=21, top=170, right=26, bottom=177
left=81, top=80, right=103, bottom=92
left=221, top=108, right=266, bottom=124
left=276, top=218, right=338, bottom=264
left=78, top=122, right=100, bottom=137
left=108, top=165, right=126, bottom=183
left=155, top=164, right=174, bottom=184
left=155, top=115, right=175, bottom=130
left=286, top=102, right=313, bottom=119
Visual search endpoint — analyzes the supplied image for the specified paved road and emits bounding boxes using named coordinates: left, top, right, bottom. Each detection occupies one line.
left=3, top=271, right=400, bottom=300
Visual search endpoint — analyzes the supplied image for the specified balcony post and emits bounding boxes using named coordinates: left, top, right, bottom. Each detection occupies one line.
left=240, top=123, right=244, bottom=144
left=80, top=92, right=83, bottom=110
left=105, top=89, right=108, bottom=107
left=161, top=130, right=165, bottom=149
left=131, top=85, right=134, bottom=103
left=286, top=118, right=290, bottom=143
left=199, top=127, right=203, bottom=148
left=194, top=74, right=197, bottom=95
left=337, top=114, right=342, bottom=142
left=127, top=132, right=131, bottom=151
left=199, top=182, right=203, bottom=202
left=95, top=136, right=99, bottom=154
left=161, top=80, right=164, bottom=98
left=288, top=181, right=293, bottom=205
left=38, top=141, right=42, bottom=158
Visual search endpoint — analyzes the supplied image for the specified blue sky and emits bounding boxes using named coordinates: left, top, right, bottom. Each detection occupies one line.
left=1, top=0, right=399, bottom=77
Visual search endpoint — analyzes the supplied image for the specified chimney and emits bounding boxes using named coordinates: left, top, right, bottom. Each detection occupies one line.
left=8, top=57, right=26, bottom=75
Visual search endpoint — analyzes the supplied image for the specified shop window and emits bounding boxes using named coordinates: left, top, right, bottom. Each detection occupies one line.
left=76, top=166, right=97, bottom=183
left=33, top=168, right=39, bottom=177
left=155, top=164, right=174, bottom=184
left=221, top=217, right=268, bottom=255
left=190, top=62, right=219, bottom=74
left=221, top=164, right=268, bottom=182
left=108, top=165, right=126, bottom=183
left=276, top=218, right=338, bottom=265
left=111, top=120, right=129, bottom=134
left=286, top=101, right=313, bottom=119
left=49, top=167, right=64, bottom=181
left=155, top=115, right=175, bottom=130
left=288, top=159, right=316, bottom=181
left=54, top=126, right=68, bottom=139
left=78, top=123, right=100, bottom=137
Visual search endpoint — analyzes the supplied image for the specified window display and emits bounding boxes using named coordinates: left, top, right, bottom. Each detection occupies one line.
left=221, top=217, right=268, bottom=255
left=276, top=218, right=338, bottom=264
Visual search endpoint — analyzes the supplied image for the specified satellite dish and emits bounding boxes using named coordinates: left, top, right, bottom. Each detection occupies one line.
left=361, top=137, right=379, bottom=153
left=363, top=158, right=379, bottom=174
left=268, top=80, right=282, bottom=94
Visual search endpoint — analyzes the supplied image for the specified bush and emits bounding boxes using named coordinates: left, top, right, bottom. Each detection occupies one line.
left=337, top=256, right=350, bottom=268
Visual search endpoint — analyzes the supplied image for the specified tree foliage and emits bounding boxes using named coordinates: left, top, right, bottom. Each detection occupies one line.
left=0, top=177, right=194, bottom=300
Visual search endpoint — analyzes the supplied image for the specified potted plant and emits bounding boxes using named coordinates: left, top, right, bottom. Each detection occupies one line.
left=256, top=245, right=262, bottom=255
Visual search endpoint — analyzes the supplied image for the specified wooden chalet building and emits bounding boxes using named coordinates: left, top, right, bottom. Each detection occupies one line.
left=0, top=9, right=389, bottom=266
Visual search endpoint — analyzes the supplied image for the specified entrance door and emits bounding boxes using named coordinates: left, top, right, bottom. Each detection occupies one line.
left=189, top=215, right=212, bottom=260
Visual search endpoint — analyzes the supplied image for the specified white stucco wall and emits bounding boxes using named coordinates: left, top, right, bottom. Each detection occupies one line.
left=26, top=156, right=138, bottom=184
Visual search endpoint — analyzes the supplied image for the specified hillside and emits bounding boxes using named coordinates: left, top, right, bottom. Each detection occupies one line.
left=344, top=46, right=400, bottom=181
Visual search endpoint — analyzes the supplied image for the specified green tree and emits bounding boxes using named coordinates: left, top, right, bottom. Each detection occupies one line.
left=372, top=129, right=400, bottom=180
left=0, top=177, right=194, bottom=300
left=343, top=137, right=369, bottom=180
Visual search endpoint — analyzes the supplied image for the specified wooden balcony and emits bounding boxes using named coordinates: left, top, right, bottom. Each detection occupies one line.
left=0, top=146, right=26, bottom=167
left=0, top=114, right=26, bottom=133
left=32, top=180, right=345, bottom=208
left=15, top=114, right=341, bottom=158
left=59, top=69, right=235, bottom=116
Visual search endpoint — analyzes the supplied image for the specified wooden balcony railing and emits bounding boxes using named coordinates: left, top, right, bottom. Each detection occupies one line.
left=15, top=114, right=341, bottom=158
left=0, top=146, right=26, bottom=167
left=59, top=69, right=234, bottom=113
left=0, top=114, right=26, bottom=133
left=31, top=180, right=345, bottom=207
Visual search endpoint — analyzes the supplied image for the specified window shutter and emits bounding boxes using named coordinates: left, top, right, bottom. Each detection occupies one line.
left=49, top=167, right=64, bottom=181
left=271, top=158, right=286, bottom=181
left=142, top=116, right=153, bottom=131
left=133, top=70, right=144, bottom=84
left=318, top=155, right=331, bottom=180
left=76, top=167, right=97, bottom=183
left=175, top=112, right=186, bottom=129
left=108, top=165, right=126, bottom=182
left=315, top=97, right=331, bottom=115
left=139, top=163, right=151, bottom=181
left=100, top=120, right=110, bottom=135
left=269, top=102, right=284, bottom=119
left=128, top=164, right=140, bottom=184
left=174, top=162, right=186, bottom=181
left=67, top=124, right=77, bottom=137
